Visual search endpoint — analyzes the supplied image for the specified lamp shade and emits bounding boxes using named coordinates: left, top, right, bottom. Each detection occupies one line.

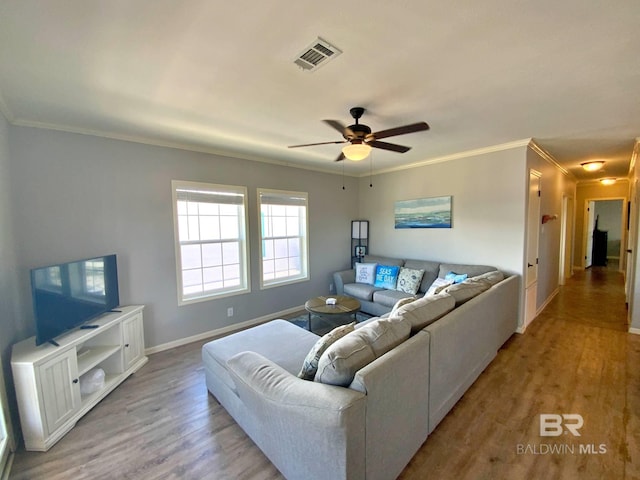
left=342, top=143, right=371, bottom=161
left=351, top=220, right=368, bottom=239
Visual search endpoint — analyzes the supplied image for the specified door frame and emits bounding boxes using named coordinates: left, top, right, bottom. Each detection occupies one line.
left=559, top=194, right=575, bottom=285
left=582, top=196, right=627, bottom=271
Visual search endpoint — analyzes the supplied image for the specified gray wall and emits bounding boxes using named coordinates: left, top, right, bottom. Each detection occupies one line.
left=8, top=126, right=358, bottom=348
left=0, top=114, right=25, bottom=443
left=357, top=147, right=528, bottom=276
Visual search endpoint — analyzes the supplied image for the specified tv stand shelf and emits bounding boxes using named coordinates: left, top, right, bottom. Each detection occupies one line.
left=77, top=345, right=121, bottom=376
left=11, top=305, right=147, bottom=451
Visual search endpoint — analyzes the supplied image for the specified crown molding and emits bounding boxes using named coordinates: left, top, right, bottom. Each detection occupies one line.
left=528, top=140, right=576, bottom=180
left=629, top=138, right=640, bottom=173
left=10, top=117, right=359, bottom=178
left=361, top=138, right=532, bottom=177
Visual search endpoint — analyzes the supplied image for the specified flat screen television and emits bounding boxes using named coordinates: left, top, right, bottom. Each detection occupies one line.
left=31, top=254, right=120, bottom=346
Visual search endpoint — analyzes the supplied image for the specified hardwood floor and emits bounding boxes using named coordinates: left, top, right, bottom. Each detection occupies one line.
left=10, top=268, right=640, bottom=479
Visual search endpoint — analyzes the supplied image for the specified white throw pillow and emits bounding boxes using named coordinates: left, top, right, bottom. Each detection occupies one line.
left=425, top=277, right=453, bottom=296
left=355, top=262, right=377, bottom=285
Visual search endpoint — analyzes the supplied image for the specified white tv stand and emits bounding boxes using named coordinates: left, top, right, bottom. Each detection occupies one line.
left=11, top=305, right=147, bottom=451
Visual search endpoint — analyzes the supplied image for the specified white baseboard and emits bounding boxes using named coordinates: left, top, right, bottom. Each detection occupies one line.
left=537, top=288, right=559, bottom=315
left=0, top=451, right=13, bottom=480
left=629, top=327, right=640, bottom=335
left=144, top=305, right=304, bottom=355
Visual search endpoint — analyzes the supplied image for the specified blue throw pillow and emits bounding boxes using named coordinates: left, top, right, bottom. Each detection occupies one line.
left=374, top=265, right=400, bottom=289
left=445, top=271, right=468, bottom=284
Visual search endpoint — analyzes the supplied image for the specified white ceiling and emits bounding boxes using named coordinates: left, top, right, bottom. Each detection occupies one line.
left=0, top=0, right=638, bottom=181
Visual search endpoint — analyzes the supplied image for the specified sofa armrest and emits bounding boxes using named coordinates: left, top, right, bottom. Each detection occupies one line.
left=227, top=351, right=366, bottom=480
left=333, top=269, right=355, bottom=295
left=349, top=330, right=430, bottom=480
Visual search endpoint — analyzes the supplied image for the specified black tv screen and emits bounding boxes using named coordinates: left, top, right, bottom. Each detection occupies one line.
left=31, top=254, right=120, bottom=346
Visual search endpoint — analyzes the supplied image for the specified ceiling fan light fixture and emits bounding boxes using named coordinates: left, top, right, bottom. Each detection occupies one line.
left=581, top=161, right=605, bottom=172
left=342, top=143, right=371, bottom=161
left=600, top=177, right=617, bottom=186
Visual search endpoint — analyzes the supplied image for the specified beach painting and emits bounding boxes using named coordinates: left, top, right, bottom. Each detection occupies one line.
left=394, top=196, right=452, bottom=229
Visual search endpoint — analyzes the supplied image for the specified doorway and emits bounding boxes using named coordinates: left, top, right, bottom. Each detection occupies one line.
left=583, top=198, right=626, bottom=271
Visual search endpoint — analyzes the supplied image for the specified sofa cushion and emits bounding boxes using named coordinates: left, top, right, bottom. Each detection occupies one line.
left=472, top=270, right=505, bottom=286
left=363, top=255, right=404, bottom=267
left=344, top=282, right=383, bottom=301
left=403, top=259, right=440, bottom=293
left=354, top=262, right=377, bottom=285
left=314, top=332, right=376, bottom=386
left=390, top=296, right=417, bottom=316
left=202, top=319, right=319, bottom=393
left=444, top=278, right=491, bottom=306
left=355, top=317, right=411, bottom=357
left=373, top=288, right=414, bottom=308
left=396, top=267, right=425, bottom=295
left=374, top=264, right=401, bottom=289
left=297, top=322, right=356, bottom=380
left=315, top=317, right=411, bottom=386
left=438, top=263, right=496, bottom=279
left=395, top=292, right=456, bottom=333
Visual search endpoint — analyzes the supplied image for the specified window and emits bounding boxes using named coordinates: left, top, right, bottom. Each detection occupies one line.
left=172, top=181, right=249, bottom=304
left=258, top=189, right=309, bottom=288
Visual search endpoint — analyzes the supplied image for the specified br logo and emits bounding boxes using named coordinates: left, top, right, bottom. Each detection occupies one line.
left=539, top=414, right=584, bottom=437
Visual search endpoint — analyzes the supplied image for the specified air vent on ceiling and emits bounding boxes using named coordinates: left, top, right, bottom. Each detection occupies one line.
left=294, top=37, right=342, bottom=72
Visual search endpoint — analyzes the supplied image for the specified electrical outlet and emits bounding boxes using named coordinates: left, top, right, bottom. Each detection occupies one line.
left=329, top=283, right=334, bottom=293
left=227, top=307, right=234, bottom=317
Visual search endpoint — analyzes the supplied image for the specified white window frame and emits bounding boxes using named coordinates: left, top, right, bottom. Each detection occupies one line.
left=258, top=188, right=309, bottom=289
left=172, top=180, right=250, bottom=305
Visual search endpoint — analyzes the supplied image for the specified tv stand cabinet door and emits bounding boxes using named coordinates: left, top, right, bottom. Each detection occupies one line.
left=38, top=349, right=81, bottom=436
left=123, top=312, right=145, bottom=371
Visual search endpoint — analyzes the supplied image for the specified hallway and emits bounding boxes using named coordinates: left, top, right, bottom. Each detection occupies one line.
left=401, top=267, right=640, bottom=480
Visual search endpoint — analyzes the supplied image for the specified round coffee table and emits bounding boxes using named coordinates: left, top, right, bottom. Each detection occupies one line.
left=304, top=295, right=361, bottom=331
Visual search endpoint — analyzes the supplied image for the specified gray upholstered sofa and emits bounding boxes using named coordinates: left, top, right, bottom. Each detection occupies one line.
left=334, top=255, right=499, bottom=317
left=202, top=260, right=519, bottom=480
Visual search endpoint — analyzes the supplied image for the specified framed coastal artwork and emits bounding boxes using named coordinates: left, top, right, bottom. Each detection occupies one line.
left=394, top=196, right=452, bottom=229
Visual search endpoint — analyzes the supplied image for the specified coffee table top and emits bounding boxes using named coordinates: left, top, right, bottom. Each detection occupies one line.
left=305, top=295, right=360, bottom=315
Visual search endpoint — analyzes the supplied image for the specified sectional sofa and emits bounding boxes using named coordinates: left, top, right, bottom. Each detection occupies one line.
left=202, top=257, right=519, bottom=480
left=334, top=255, right=499, bottom=317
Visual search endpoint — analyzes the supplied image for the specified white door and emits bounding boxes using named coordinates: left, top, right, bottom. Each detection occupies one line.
left=585, top=201, right=596, bottom=268
left=524, top=170, right=541, bottom=328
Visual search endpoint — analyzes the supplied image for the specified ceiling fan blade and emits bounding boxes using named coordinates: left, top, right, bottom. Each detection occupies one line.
left=371, top=122, right=430, bottom=140
left=368, top=140, right=411, bottom=153
left=334, top=151, right=345, bottom=162
left=324, top=119, right=354, bottom=138
left=288, top=140, right=347, bottom=148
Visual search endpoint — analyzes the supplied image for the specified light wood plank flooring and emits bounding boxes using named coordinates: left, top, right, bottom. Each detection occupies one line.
left=10, top=267, right=640, bottom=479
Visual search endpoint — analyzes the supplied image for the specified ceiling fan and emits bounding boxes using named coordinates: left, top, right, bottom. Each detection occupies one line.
left=288, top=107, right=430, bottom=162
